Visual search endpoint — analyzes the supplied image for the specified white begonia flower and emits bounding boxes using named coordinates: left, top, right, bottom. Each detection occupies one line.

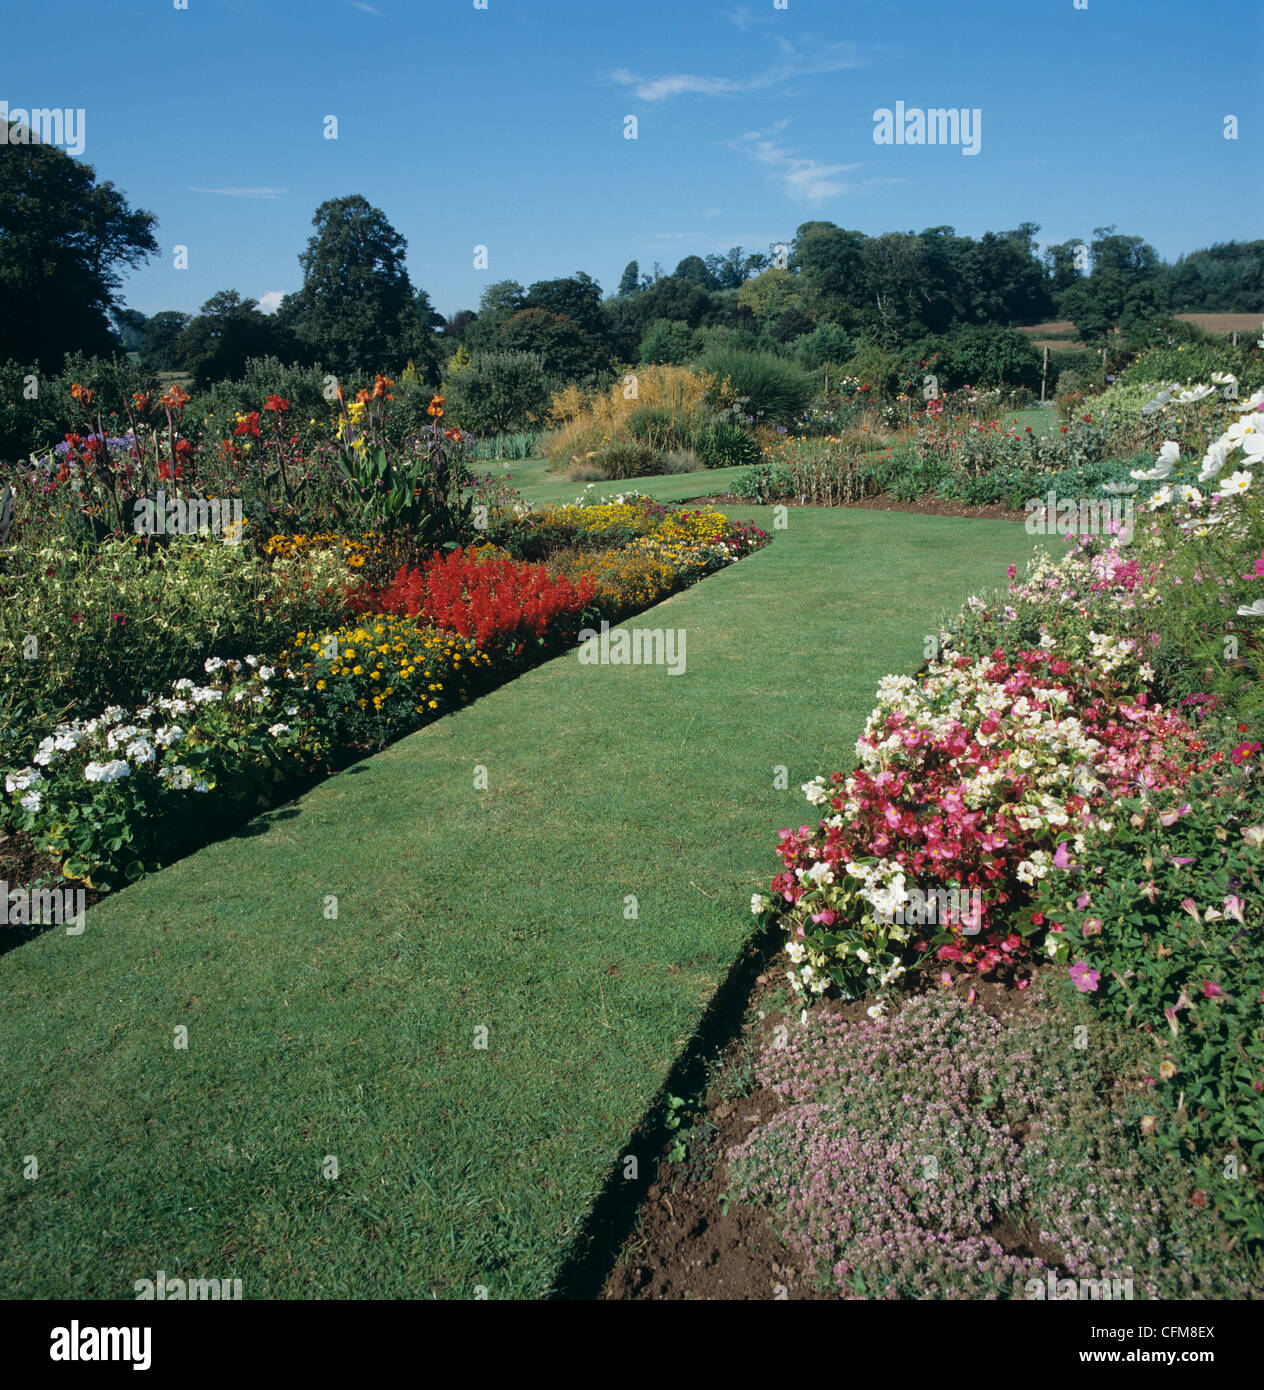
left=267, top=724, right=290, bottom=738
left=258, top=666, right=275, bottom=681
left=802, top=778, right=829, bottom=806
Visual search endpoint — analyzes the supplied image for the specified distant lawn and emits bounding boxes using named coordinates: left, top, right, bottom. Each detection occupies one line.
left=0, top=508, right=1052, bottom=1299
left=486, top=456, right=751, bottom=508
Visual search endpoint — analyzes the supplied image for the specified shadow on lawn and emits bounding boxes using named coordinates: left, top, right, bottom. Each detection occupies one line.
left=0, top=761, right=373, bottom=959
left=548, top=918, right=782, bottom=1300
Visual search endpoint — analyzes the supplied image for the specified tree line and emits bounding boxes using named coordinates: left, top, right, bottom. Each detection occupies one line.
left=3, top=123, right=1261, bottom=392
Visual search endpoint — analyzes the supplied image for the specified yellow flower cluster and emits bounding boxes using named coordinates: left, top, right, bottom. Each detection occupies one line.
left=263, top=532, right=381, bottom=568
left=281, top=617, right=491, bottom=720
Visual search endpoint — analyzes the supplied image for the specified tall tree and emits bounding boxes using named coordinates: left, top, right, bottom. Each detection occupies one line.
left=617, top=260, right=641, bottom=297
left=280, top=194, right=432, bottom=379
left=0, top=124, right=158, bottom=364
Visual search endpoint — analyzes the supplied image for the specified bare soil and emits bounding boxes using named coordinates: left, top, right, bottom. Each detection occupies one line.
left=602, top=964, right=1043, bottom=1300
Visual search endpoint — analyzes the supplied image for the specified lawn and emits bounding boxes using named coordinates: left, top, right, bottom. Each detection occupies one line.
left=484, top=455, right=752, bottom=508
left=0, top=506, right=1050, bottom=1299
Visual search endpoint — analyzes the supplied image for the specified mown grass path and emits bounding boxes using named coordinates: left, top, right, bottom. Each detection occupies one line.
left=0, top=508, right=1049, bottom=1298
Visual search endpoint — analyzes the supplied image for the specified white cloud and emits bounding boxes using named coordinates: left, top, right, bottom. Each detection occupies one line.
left=348, top=1, right=385, bottom=14
left=729, top=125, right=862, bottom=203
left=189, top=186, right=288, bottom=199
left=609, top=39, right=864, bottom=103
left=256, top=291, right=285, bottom=315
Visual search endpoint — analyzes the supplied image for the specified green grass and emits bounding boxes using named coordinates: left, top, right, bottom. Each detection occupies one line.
left=0, top=508, right=1051, bottom=1299
left=1005, top=406, right=1061, bottom=436
left=482, top=456, right=751, bottom=509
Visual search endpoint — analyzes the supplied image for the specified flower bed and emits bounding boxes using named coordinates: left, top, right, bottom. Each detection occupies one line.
left=2, top=489, right=768, bottom=891
left=750, top=375, right=1264, bottom=1256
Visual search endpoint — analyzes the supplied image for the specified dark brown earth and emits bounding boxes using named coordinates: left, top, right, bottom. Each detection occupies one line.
left=602, top=963, right=1043, bottom=1300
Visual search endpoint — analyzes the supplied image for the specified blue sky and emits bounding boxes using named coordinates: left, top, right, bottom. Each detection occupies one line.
left=3, top=0, right=1261, bottom=320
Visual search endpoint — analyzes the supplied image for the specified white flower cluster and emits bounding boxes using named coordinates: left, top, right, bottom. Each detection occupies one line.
left=1134, top=386, right=1264, bottom=511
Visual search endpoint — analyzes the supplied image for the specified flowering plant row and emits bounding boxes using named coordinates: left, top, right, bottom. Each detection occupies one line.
left=756, top=634, right=1200, bottom=1009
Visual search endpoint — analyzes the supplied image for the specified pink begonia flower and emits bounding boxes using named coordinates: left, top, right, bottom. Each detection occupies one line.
left=811, top=910, right=836, bottom=926
left=1052, top=841, right=1071, bottom=869
left=939, top=971, right=953, bottom=987
left=966, top=987, right=977, bottom=1004
left=1069, top=961, right=1100, bottom=993
left=1016, top=977, right=1029, bottom=991
left=1201, top=981, right=1226, bottom=999
left=1223, top=895, right=1245, bottom=925
left=1007, top=565, right=1016, bottom=580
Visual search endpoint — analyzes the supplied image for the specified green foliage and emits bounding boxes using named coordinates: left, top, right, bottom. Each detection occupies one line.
left=0, top=537, right=354, bottom=731
left=690, top=416, right=762, bottom=469
left=697, top=348, right=813, bottom=425
left=176, top=290, right=303, bottom=391
left=441, top=350, right=551, bottom=437
left=0, top=353, right=159, bottom=464
left=638, top=318, right=697, bottom=365
left=795, top=322, right=853, bottom=370
left=280, top=195, right=437, bottom=380
left=0, top=126, right=159, bottom=365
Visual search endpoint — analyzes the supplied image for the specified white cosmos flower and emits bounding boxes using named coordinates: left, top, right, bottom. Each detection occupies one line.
left=1131, top=441, right=1178, bottom=481
left=1237, top=599, right=1264, bottom=618
left=1199, top=438, right=1234, bottom=482
left=1148, top=485, right=1174, bottom=510
left=1216, top=470, right=1253, bottom=498
left=1176, top=484, right=1202, bottom=504
left=1177, top=385, right=1216, bottom=403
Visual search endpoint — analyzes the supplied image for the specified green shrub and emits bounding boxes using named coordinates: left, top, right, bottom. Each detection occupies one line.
left=690, top=417, right=762, bottom=468
left=697, top=348, right=813, bottom=425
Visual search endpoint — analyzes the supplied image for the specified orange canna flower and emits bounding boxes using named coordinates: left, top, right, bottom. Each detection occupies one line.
left=355, top=388, right=371, bottom=405
left=70, top=383, right=93, bottom=406
left=132, top=391, right=152, bottom=413
left=160, top=384, right=191, bottom=412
